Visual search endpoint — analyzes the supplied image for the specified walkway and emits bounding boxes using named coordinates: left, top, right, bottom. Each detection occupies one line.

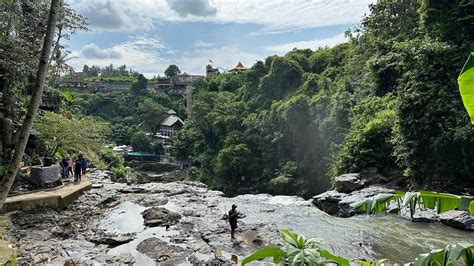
left=2, top=176, right=92, bottom=212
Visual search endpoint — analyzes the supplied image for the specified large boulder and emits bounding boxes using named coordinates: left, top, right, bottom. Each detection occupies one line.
left=439, top=210, right=474, bottom=231
left=141, top=207, right=181, bottom=227
left=312, top=190, right=346, bottom=216
left=136, top=237, right=189, bottom=263
left=29, top=165, right=61, bottom=187
left=333, top=173, right=365, bottom=193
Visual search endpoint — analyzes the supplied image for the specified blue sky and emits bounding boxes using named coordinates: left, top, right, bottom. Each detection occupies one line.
left=67, top=0, right=375, bottom=77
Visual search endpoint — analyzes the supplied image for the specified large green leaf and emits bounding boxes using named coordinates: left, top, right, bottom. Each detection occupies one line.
left=470, top=201, right=474, bottom=216
left=458, top=52, right=474, bottom=124
left=280, top=228, right=300, bottom=248
left=446, top=243, right=474, bottom=265
left=241, top=246, right=286, bottom=265
left=318, top=249, right=350, bottom=266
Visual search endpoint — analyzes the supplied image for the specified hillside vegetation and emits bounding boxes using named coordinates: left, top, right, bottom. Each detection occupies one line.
left=174, top=0, right=474, bottom=197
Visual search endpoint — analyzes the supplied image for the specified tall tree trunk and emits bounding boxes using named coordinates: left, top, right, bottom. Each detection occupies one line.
left=0, top=0, right=60, bottom=210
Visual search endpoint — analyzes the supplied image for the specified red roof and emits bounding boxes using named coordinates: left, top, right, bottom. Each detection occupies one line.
left=230, top=62, right=248, bottom=72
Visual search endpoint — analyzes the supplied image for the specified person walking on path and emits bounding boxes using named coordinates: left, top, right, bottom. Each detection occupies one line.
left=81, top=157, right=87, bottom=175
left=74, top=159, right=82, bottom=182
left=228, top=204, right=239, bottom=239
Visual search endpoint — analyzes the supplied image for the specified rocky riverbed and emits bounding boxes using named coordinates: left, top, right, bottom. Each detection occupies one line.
left=7, top=169, right=474, bottom=264
left=9, top=169, right=282, bottom=265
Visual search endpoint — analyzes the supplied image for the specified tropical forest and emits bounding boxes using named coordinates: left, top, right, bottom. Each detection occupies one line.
left=0, top=0, right=473, bottom=265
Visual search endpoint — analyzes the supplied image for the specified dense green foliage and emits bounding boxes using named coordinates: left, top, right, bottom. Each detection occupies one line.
left=72, top=90, right=184, bottom=146
left=35, top=111, right=110, bottom=161
left=175, top=0, right=474, bottom=197
left=242, top=229, right=474, bottom=265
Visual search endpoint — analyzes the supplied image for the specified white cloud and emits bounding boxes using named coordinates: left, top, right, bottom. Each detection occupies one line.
left=193, top=40, right=217, bottom=48
left=70, top=36, right=169, bottom=75
left=69, top=0, right=375, bottom=33
left=266, top=33, right=347, bottom=54
left=80, top=43, right=121, bottom=59
left=71, top=0, right=155, bottom=32
left=166, top=0, right=217, bottom=17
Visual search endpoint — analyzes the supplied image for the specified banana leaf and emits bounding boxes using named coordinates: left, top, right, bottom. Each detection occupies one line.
left=459, top=52, right=474, bottom=124
left=241, top=246, right=285, bottom=265
left=437, top=195, right=461, bottom=213
left=418, top=191, right=461, bottom=213
left=460, top=196, right=474, bottom=211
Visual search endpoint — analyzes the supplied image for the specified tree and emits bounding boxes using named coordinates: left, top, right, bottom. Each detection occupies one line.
left=165, top=64, right=181, bottom=84
left=0, top=0, right=61, bottom=209
left=137, top=99, right=167, bottom=133
left=130, top=131, right=152, bottom=152
left=131, top=74, right=148, bottom=95
left=35, top=111, right=110, bottom=160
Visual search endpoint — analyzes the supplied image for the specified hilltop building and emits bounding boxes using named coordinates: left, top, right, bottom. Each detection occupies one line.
left=149, top=73, right=203, bottom=96
left=229, top=62, right=248, bottom=73
left=206, top=64, right=219, bottom=76
left=62, top=72, right=86, bottom=88
left=159, top=109, right=184, bottom=138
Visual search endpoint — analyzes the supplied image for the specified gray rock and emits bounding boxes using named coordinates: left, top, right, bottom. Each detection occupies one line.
left=312, top=190, right=346, bottom=215
left=338, top=186, right=394, bottom=217
left=89, top=235, right=134, bottom=246
left=118, top=187, right=149, bottom=194
left=141, top=207, right=181, bottom=227
left=136, top=237, right=188, bottom=263
left=439, top=210, right=474, bottom=231
left=333, top=173, right=365, bottom=193
left=401, top=208, right=439, bottom=223
left=29, top=165, right=61, bottom=186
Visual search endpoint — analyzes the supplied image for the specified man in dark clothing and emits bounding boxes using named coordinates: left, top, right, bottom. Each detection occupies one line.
left=74, top=159, right=82, bottom=182
left=228, top=204, right=239, bottom=239
left=60, top=158, right=68, bottom=179
left=81, top=158, right=87, bottom=175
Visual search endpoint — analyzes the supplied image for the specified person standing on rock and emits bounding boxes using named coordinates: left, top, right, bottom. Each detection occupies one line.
left=229, top=204, right=239, bottom=239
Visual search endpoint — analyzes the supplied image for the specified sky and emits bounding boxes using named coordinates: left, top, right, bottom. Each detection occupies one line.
left=66, top=0, right=376, bottom=77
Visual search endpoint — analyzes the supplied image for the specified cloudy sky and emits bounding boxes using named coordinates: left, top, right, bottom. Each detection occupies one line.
left=66, top=0, right=375, bottom=77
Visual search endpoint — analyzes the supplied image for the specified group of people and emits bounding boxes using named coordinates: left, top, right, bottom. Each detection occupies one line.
left=59, top=154, right=87, bottom=182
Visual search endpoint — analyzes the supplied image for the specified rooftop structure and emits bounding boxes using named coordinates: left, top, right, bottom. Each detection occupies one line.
left=229, top=62, right=248, bottom=73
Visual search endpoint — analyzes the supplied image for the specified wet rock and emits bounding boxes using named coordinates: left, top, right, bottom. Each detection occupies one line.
left=338, top=186, right=393, bottom=217
left=105, top=253, right=135, bottom=264
left=401, top=208, right=439, bottom=223
left=334, top=173, right=365, bottom=193
left=136, top=237, right=188, bottom=263
left=312, top=190, right=346, bottom=216
left=100, top=195, right=118, bottom=205
left=117, top=187, right=149, bottom=194
left=89, top=235, right=135, bottom=246
left=141, top=196, right=168, bottom=207
left=91, top=184, right=103, bottom=189
left=439, top=210, right=474, bottom=231
left=141, top=207, right=181, bottom=227
left=182, top=208, right=201, bottom=217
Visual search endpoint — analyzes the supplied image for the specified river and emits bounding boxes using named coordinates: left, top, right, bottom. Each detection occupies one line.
left=10, top=171, right=474, bottom=264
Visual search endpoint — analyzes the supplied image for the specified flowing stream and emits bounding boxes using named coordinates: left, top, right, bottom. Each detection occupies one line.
left=95, top=192, right=474, bottom=264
